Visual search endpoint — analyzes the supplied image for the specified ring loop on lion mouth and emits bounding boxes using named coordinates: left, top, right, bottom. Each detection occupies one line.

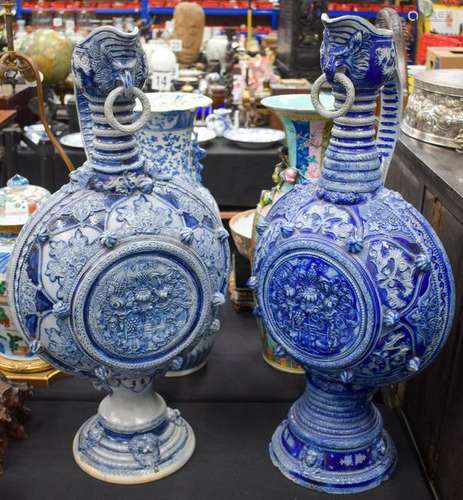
left=311, top=72, right=356, bottom=120
left=104, top=86, right=151, bottom=134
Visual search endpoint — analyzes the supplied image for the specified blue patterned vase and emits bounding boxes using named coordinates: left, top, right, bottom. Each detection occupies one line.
left=137, top=92, right=229, bottom=376
left=254, top=94, right=333, bottom=374
left=252, top=15, right=455, bottom=493
left=7, top=27, right=229, bottom=484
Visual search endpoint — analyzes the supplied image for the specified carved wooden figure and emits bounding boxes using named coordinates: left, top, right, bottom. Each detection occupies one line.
left=0, top=372, right=32, bottom=473
left=173, top=2, right=205, bottom=66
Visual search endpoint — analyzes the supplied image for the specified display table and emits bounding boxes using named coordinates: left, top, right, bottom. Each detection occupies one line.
left=1, top=302, right=432, bottom=500
left=0, top=135, right=279, bottom=209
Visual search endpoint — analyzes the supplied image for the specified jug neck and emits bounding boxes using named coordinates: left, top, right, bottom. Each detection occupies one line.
left=86, top=94, right=143, bottom=175
left=318, top=86, right=382, bottom=204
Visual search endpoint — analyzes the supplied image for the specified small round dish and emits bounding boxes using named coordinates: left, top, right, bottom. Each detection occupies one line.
left=223, top=127, right=285, bottom=149
left=59, top=132, right=84, bottom=149
left=193, top=126, right=216, bottom=145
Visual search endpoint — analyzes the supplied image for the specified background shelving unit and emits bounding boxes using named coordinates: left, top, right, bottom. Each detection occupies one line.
left=15, top=0, right=280, bottom=30
left=149, top=7, right=279, bottom=29
left=14, top=0, right=418, bottom=62
left=327, top=9, right=410, bottom=18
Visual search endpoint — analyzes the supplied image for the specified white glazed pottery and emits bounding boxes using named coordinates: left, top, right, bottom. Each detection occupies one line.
left=0, top=175, right=53, bottom=377
left=223, top=127, right=285, bottom=149
left=60, top=132, right=84, bottom=149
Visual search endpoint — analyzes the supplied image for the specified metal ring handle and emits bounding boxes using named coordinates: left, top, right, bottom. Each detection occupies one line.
left=311, top=72, right=356, bottom=119
left=104, top=86, right=151, bottom=133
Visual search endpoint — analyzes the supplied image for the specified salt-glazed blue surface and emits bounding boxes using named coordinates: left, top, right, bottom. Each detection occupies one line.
left=7, top=27, right=229, bottom=484
left=252, top=14, right=455, bottom=494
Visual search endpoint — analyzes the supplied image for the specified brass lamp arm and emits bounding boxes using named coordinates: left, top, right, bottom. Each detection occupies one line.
left=0, top=1, right=75, bottom=172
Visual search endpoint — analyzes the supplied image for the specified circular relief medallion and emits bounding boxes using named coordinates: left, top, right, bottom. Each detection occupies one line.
left=259, top=240, right=380, bottom=369
left=72, top=239, right=211, bottom=371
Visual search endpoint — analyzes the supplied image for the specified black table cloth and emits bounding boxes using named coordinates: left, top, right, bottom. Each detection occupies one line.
left=1, top=303, right=432, bottom=500
left=1, top=137, right=279, bottom=209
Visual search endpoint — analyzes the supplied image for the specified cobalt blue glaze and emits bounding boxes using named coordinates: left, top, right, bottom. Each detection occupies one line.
left=8, top=27, right=229, bottom=484
left=253, top=15, right=455, bottom=494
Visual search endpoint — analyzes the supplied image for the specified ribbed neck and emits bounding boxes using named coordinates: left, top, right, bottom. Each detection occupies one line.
left=319, top=87, right=382, bottom=204
left=87, top=95, right=143, bottom=175
left=290, top=372, right=379, bottom=450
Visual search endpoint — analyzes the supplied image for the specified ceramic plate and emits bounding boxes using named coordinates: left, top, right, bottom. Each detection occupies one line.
left=223, top=127, right=285, bottom=149
left=193, top=127, right=216, bottom=145
left=60, top=133, right=84, bottom=149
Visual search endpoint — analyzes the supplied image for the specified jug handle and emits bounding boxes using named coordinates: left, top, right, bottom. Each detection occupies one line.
left=311, top=70, right=403, bottom=182
left=377, top=71, right=403, bottom=182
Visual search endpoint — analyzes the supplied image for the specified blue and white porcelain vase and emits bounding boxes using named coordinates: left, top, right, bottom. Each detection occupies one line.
left=137, top=91, right=229, bottom=376
left=8, top=27, right=229, bottom=484
left=252, top=15, right=455, bottom=494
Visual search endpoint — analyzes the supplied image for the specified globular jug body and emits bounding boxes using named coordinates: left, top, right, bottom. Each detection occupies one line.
left=253, top=15, right=455, bottom=494
left=8, top=27, right=229, bottom=483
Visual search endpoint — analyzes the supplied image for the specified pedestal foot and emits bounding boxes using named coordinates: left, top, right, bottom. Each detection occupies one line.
left=270, top=373, right=397, bottom=494
left=73, top=381, right=195, bottom=484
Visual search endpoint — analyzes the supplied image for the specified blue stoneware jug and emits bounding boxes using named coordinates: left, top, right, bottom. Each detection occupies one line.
left=252, top=14, right=455, bottom=493
left=8, top=27, right=229, bottom=484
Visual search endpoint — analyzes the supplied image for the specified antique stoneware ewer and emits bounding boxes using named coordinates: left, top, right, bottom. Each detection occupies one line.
left=252, top=14, right=455, bottom=493
left=8, top=27, right=229, bottom=484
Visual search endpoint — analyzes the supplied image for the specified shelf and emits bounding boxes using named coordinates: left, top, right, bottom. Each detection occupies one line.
left=20, top=7, right=140, bottom=14
left=150, top=7, right=277, bottom=15
left=327, top=9, right=410, bottom=18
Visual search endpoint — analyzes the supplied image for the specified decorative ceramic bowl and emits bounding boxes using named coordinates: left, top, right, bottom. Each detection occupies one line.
left=229, top=209, right=255, bottom=261
left=193, top=126, right=217, bottom=146
left=224, top=127, right=285, bottom=149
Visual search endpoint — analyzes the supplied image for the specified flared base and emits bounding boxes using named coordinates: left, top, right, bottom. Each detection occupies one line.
left=269, top=373, right=397, bottom=494
left=72, top=380, right=195, bottom=484
left=270, top=420, right=397, bottom=494
left=73, top=408, right=195, bottom=484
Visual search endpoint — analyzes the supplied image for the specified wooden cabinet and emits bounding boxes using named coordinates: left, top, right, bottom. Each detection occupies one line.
left=276, top=0, right=326, bottom=80
left=386, top=133, right=463, bottom=500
